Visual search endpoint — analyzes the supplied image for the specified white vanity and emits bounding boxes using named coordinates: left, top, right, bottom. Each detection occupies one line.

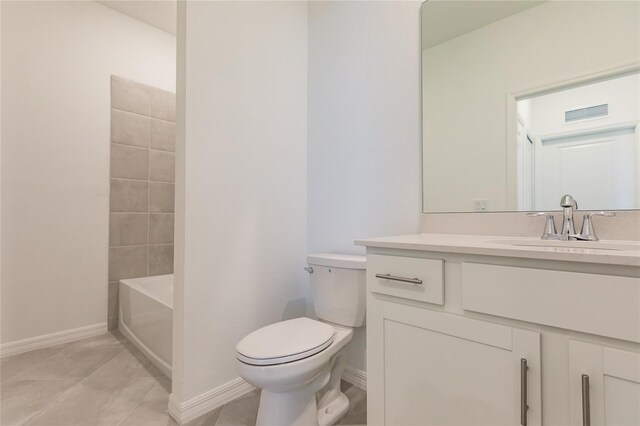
left=357, top=234, right=640, bottom=426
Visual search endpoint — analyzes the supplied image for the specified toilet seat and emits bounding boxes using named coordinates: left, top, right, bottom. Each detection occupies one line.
left=237, top=317, right=335, bottom=366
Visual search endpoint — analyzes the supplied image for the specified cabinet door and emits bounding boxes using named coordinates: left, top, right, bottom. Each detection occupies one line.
left=570, top=341, right=640, bottom=426
left=374, top=302, right=541, bottom=425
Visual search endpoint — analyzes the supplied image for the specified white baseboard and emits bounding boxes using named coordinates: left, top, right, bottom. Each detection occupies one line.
left=343, top=365, right=367, bottom=391
left=168, top=377, right=255, bottom=425
left=0, top=322, right=108, bottom=358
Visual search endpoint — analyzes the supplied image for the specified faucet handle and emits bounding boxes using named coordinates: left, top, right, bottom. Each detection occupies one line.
left=527, top=212, right=559, bottom=240
left=579, top=211, right=615, bottom=241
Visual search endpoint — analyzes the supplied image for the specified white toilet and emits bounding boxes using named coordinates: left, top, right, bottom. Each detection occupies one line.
left=236, top=253, right=366, bottom=426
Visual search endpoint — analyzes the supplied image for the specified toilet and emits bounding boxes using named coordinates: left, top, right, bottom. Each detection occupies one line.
left=236, top=253, right=366, bottom=426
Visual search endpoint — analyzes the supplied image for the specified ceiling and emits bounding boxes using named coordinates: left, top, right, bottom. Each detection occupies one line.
left=422, top=0, right=545, bottom=49
left=96, top=1, right=177, bottom=35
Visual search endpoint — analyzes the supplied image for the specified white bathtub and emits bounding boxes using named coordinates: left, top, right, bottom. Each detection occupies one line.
left=119, top=274, right=173, bottom=378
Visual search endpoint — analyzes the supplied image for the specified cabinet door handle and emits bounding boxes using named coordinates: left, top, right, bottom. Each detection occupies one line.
left=375, top=273, right=423, bottom=285
left=581, top=374, right=591, bottom=426
left=521, top=358, right=529, bottom=426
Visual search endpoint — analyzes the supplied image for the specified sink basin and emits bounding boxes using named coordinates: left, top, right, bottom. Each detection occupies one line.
left=491, top=239, right=640, bottom=252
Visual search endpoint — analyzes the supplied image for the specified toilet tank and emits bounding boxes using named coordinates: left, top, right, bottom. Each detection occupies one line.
left=307, top=253, right=366, bottom=327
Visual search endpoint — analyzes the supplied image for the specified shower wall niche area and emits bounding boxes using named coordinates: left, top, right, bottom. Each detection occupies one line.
left=108, top=76, right=176, bottom=329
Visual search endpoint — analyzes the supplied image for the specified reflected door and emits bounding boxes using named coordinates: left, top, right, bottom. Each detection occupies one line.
left=534, top=127, right=638, bottom=211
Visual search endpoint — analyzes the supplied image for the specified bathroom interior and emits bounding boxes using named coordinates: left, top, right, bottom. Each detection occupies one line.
left=1, top=1, right=639, bottom=425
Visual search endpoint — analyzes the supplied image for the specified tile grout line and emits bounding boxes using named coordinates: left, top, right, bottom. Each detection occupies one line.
left=111, top=106, right=176, bottom=126
left=16, top=339, right=127, bottom=425
left=147, top=99, right=151, bottom=278
left=111, top=176, right=175, bottom=185
left=114, top=378, right=161, bottom=426
left=112, top=141, right=176, bottom=155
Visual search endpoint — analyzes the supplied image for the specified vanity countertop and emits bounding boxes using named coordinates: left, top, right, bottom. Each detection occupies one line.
left=355, top=234, right=640, bottom=267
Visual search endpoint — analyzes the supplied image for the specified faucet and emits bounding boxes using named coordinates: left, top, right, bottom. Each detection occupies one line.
left=527, top=195, right=615, bottom=241
left=559, top=194, right=578, bottom=240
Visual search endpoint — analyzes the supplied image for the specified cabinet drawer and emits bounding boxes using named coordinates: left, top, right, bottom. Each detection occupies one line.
left=367, top=254, right=443, bottom=304
left=461, top=262, right=640, bottom=343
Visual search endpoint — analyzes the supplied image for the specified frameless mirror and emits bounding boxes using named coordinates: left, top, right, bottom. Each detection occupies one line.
left=421, top=0, right=640, bottom=213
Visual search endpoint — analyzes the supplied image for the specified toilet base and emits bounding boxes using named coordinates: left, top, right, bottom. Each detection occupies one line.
left=257, top=386, right=320, bottom=426
left=318, top=391, right=349, bottom=426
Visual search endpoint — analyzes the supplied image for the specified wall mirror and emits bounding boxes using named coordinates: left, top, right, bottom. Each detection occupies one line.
left=421, top=0, right=640, bottom=213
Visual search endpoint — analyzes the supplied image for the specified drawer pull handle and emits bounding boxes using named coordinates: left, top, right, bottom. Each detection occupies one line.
left=375, top=273, right=423, bottom=285
left=582, top=374, right=591, bottom=426
left=521, top=358, right=529, bottom=426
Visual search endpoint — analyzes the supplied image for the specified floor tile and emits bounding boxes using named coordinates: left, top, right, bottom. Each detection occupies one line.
left=214, top=389, right=261, bottom=426
left=0, top=379, right=80, bottom=425
left=90, top=344, right=164, bottom=378
left=184, top=405, right=224, bottom=426
left=1, top=346, right=65, bottom=383
left=15, top=343, right=122, bottom=380
left=337, top=382, right=367, bottom=426
left=117, top=377, right=176, bottom=426
left=27, top=376, right=157, bottom=426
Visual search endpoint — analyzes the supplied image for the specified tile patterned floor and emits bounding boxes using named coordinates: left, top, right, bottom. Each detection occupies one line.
left=0, top=332, right=367, bottom=426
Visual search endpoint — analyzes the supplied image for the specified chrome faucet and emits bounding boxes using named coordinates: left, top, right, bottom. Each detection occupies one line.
left=559, top=194, right=578, bottom=240
left=527, top=195, right=615, bottom=241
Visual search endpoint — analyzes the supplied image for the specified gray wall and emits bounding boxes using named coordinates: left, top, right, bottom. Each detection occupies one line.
left=108, top=76, right=176, bottom=329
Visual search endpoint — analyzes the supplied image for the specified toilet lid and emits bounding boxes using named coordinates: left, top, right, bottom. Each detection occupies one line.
left=236, top=318, right=335, bottom=366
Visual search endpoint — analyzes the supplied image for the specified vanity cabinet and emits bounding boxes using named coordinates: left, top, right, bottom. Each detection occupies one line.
left=569, top=341, right=640, bottom=425
left=362, top=241, right=640, bottom=426
left=373, top=303, right=541, bottom=426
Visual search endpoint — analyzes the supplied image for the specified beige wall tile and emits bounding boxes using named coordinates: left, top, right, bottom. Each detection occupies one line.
left=109, top=246, right=148, bottom=281
left=111, top=110, right=150, bottom=148
left=108, top=281, right=119, bottom=331
left=110, top=213, right=148, bottom=247
left=111, top=76, right=150, bottom=116
left=149, top=88, right=175, bottom=122
left=110, top=179, right=148, bottom=212
left=111, top=144, right=148, bottom=180
left=150, top=119, right=175, bottom=152
left=149, top=183, right=174, bottom=213
left=149, top=214, right=174, bottom=244
left=148, top=245, right=173, bottom=276
left=149, top=150, right=175, bottom=183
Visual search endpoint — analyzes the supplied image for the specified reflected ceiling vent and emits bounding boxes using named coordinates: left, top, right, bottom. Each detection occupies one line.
left=565, top=104, right=609, bottom=122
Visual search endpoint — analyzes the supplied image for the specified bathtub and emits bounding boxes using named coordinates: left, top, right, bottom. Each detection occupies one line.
left=119, top=274, right=173, bottom=378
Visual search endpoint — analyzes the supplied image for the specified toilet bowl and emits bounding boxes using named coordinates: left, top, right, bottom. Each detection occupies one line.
left=236, top=254, right=366, bottom=426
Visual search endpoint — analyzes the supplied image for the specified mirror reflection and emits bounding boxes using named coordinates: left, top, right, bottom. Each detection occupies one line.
left=421, top=1, right=640, bottom=213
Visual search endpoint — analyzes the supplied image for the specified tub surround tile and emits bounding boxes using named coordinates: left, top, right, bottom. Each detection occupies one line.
left=150, top=89, right=176, bottom=122
left=149, top=245, right=174, bottom=276
left=109, top=246, right=148, bottom=281
left=149, top=150, right=175, bottom=183
left=110, top=109, right=150, bottom=148
left=108, top=281, right=119, bottom=331
left=111, top=76, right=150, bottom=116
left=149, top=214, right=174, bottom=244
left=0, top=379, right=81, bottom=425
left=109, top=213, right=148, bottom=247
left=110, top=179, right=148, bottom=213
left=28, top=375, right=157, bottom=426
left=150, top=119, right=176, bottom=152
left=109, top=77, right=175, bottom=337
left=149, top=183, right=175, bottom=213
left=110, top=144, right=149, bottom=180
